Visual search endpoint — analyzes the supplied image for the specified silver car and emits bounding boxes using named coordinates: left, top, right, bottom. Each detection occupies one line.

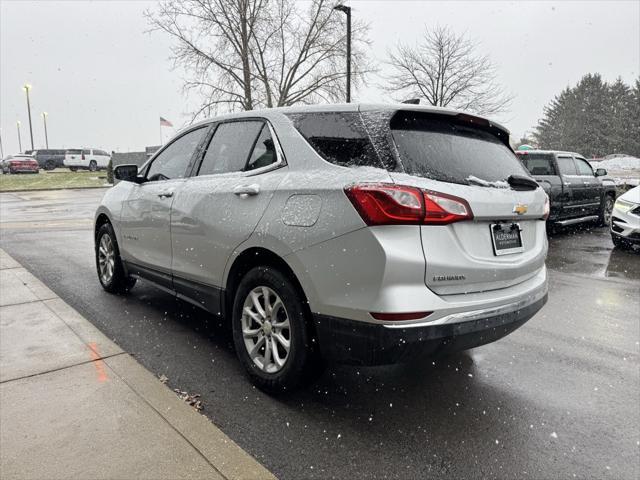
left=95, top=104, right=549, bottom=392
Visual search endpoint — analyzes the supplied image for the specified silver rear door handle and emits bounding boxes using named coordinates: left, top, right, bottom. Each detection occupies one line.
left=157, top=191, right=174, bottom=198
left=233, top=184, right=260, bottom=196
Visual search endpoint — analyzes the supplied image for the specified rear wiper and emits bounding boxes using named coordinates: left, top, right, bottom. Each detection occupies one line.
left=508, top=175, right=539, bottom=191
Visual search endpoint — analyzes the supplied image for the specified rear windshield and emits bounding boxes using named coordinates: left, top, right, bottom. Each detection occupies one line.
left=287, top=112, right=383, bottom=169
left=390, top=112, right=528, bottom=186
left=517, top=153, right=557, bottom=175
left=66, top=149, right=82, bottom=154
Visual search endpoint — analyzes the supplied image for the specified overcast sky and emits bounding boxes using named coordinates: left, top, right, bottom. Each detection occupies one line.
left=1, top=0, right=638, bottom=154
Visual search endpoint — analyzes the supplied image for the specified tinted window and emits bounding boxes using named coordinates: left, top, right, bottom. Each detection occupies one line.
left=557, top=156, right=577, bottom=175
left=67, top=149, right=82, bottom=155
left=246, top=125, right=277, bottom=171
left=82, top=149, right=91, bottom=155
left=390, top=112, right=527, bottom=185
left=518, top=153, right=557, bottom=175
left=147, top=127, right=208, bottom=181
left=198, top=121, right=263, bottom=176
left=288, top=112, right=382, bottom=168
left=575, top=157, right=594, bottom=176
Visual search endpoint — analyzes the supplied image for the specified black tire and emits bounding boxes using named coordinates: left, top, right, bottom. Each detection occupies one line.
left=95, top=223, right=136, bottom=294
left=89, top=160, right=97, bottom=172
left=232, top=266, right=323, bottom=393
left=70, top=167, right=78, bottom=172
left=599, top=194, right=614, bottom=227
left=611, top=233, right=631, bottom=250
left=44, top=160, right=56, bottom=170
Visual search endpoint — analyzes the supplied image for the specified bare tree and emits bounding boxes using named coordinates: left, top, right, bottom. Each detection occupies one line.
left=383, top=26, right=512, bottom=116
left=146, top=0, right=371, bottom=119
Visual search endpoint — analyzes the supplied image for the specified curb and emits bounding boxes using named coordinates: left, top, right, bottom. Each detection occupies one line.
left=0, top=185, right=111, bottom=193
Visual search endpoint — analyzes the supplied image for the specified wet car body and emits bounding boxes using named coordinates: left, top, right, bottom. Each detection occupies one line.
left=94, top=103, right=549, bottom=391
left=516, top=150, right=617, bottom=227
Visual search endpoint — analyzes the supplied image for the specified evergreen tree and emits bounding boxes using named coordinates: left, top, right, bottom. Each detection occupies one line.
left=534, top=74, right=638, bottom=158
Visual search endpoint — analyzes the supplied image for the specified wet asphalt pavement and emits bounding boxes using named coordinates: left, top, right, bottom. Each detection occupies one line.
left=1, top=188, right=638, bottom=479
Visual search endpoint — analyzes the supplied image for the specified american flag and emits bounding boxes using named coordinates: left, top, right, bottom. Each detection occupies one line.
left=160, top=116, right=173, bottom=127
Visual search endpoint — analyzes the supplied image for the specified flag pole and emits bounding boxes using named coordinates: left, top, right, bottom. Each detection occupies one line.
left=159, top=116, right=162, bottom=145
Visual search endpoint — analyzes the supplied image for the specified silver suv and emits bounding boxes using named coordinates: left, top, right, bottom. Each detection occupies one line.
left=95, top=104, right=549, bottom=392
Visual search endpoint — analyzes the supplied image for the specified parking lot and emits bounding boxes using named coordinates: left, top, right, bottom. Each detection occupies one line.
left=0, top=187, right=638, bottom=479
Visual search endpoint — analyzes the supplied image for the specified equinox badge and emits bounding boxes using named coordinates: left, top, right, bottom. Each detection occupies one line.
left=513, top=204, right=528, bottom=215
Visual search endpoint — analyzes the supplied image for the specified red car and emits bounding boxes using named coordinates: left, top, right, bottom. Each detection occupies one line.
left=1, top=154, right=40, bottom=174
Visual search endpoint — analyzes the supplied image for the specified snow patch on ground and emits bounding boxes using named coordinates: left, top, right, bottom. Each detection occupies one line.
left=590, top=156, right=640, bottom=171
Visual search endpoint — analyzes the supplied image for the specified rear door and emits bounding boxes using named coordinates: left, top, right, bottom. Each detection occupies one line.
left=386, top=111, right=547, bottom=295
left=170, top=120, right=286, bottom=303
left=119, top=126, right=210, bottom=280
left=555, top=155, right=582, bottom=218
left=574, top=156, right=603, bottom=215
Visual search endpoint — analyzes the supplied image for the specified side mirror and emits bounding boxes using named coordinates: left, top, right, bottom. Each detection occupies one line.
left=114, top=164, right=139, bottom=182
left=595, top=168, right=607, bottom=177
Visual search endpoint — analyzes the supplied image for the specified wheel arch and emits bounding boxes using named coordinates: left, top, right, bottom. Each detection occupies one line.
left=223, top=247, right=311, bottom=323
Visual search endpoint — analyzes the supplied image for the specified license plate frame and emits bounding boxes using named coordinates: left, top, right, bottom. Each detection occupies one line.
left=490, top=223, right=524, bottom=256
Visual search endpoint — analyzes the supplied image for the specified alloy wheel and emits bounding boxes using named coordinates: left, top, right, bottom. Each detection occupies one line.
left=98, top=234, right=115, bottom=284
left=241, top=286, right=291, bottom=373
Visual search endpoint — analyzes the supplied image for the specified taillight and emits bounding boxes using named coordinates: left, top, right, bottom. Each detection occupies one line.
left=345, top=183, right=473, bottom=226
left=344, top=184, right=424, bottom=225
left=542, top=194, right=550, bottom=220
left=423, top=190, right=473, bottom=225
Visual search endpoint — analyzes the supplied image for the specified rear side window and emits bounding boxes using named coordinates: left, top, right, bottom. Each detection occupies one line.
left=198, top=121, right=263, bottom=176
left=246, top=125, right=277, bottom=171
left=288, top=112, right=382, bottom=168
left=518, top=153, right=557, bottom=175
left=390, top=112, right=527, bottom=185
left=557, top=156, right=577, bottom=175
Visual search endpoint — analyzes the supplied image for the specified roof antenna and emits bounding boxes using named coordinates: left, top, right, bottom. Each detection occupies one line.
left=402, top=99, right=420, bottom=105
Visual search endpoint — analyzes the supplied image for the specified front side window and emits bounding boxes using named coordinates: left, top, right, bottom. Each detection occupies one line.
left=287, top=112, right=382, bottom=168
left=147, top=126, right=208, bottom=181
left=575, top=157, right=594, bottom=176
left=198, top=121, right=263, bottom=176
left=557, top=156, right=577, bottom=175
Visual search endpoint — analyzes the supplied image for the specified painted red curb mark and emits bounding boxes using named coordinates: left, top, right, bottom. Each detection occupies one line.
left=87, top=342, right=108, bottom=382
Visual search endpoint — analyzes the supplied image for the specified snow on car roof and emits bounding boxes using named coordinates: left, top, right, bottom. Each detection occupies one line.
left=189, top=103, right=510, bottom=136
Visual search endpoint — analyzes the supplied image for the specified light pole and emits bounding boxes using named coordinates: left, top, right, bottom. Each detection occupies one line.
left=333, top=4, right=351, bottom=103
left=23, top=84, right=34, bottom=150
left=42, top=112, right=49, bottom=148
left=0, top=128, right=4, bottom=158
left=17, top=121, right=22, bottom=152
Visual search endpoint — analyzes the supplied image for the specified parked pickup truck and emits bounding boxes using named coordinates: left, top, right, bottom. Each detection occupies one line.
left=516, top=150, right=617, bottom=227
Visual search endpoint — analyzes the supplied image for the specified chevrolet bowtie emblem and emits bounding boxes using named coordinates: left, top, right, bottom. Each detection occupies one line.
left=513, top=204, right=528, bottom=215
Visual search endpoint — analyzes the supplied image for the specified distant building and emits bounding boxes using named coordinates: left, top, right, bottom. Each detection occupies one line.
left=112, top=146, right=161, bottom=168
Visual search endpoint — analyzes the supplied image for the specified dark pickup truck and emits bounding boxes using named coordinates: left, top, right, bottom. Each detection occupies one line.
left=516, top=150, right=617, bottom=227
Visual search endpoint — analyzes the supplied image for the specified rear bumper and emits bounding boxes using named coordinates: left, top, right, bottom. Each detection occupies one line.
left=313, top=293, right=547, bottom=366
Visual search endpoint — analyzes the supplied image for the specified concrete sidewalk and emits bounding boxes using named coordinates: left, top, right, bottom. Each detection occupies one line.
left=0, top=248, right=276, bottom=480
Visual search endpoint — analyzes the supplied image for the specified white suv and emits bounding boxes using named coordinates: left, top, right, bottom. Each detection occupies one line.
left=64, top=148, right=110, bottom=171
